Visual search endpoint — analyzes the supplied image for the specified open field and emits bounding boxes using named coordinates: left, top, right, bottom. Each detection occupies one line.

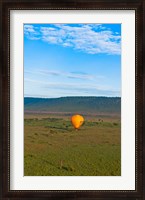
left=24, top=113, right=121, bottom=176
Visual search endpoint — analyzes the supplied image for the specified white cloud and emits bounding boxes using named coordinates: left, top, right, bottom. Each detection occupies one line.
left=24, top=24, right=40, bottom=40
left=24, top=24, right=121, bottom=55
left=25, top=77, right=119, bottom=93
left=24, top=25, right=35, bottom=33
left=26, top=69, right=102, bottom=81
left=24, top=77, right=120, bottom=97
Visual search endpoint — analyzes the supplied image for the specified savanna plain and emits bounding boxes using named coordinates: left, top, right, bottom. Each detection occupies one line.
left=24, top=97, right=121, bottom=176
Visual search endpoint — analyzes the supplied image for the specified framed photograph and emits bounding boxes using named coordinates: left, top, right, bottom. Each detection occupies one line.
left=1, top=0, right=145, bottom=199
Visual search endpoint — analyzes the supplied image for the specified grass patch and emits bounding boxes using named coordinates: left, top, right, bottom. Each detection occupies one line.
left=24, top=116, right=121, bottom=176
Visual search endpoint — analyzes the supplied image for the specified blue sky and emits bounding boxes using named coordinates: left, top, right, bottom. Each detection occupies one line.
left=24, top=24, right=121, bottom=98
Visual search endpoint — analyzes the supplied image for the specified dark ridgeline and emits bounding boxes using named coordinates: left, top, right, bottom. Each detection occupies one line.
left=24, top=96, right=121, bottom=114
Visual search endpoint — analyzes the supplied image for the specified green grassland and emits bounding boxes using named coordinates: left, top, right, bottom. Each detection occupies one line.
left=24, top=114, right=121, bottom=176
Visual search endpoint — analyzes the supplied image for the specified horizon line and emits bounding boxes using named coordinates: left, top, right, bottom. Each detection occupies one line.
left=24, top=96, right=121, bottom=99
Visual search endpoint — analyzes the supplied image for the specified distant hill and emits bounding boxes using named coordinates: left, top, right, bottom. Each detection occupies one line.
left=24, top=96, right=121, bottom=114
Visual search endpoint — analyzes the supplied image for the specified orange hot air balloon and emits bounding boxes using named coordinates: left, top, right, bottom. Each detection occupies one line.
left=71, top=114, right=84, bottom=130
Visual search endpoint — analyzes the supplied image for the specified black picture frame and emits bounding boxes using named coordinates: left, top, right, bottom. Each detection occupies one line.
left=0, top=0, right=145, bottom=199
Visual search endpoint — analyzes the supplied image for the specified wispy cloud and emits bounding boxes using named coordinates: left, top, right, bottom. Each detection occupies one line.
left=41, top=70, right=96, bottom=80
left=24, top=25, right=40, bottom=40
left=25, top=69, right=102, bottom=80
left=24, top=77, right=120, bottom=96
left=24, top=24, right=121, bottom=55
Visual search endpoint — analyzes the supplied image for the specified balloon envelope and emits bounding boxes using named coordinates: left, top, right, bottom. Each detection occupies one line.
left=71, top=115, right=84, bottom=129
